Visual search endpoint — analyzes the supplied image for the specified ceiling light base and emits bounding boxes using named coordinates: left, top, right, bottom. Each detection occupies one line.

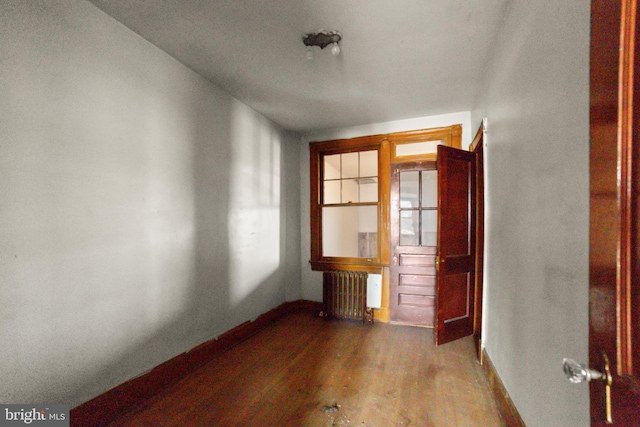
left=303, top=30, right=341, bottom=57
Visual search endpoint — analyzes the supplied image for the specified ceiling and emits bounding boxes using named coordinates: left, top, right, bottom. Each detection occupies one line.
left=87, top=0, right=510, bottom=133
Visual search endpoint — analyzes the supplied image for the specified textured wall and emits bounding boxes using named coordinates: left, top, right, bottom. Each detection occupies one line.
left=0, top=0, right=300, bottom=407
left=471, top=1, right=590, bottom=425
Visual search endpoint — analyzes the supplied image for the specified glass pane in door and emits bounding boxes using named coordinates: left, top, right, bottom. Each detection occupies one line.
left=400, top=210, right=419, bottom=246
left=421, top=210, right=438, bottom=246
left=421, top=170, right=438, bottom=208
left=398, top=169, right=438, bottom=247
left=400, top=171, right=419, bottom=207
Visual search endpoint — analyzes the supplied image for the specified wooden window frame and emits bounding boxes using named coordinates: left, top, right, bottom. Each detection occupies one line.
left=310, top=135, right=389, bottom=272
left=390, top=125, right=462, bottom=163
left=309, top=125, right=462, bottom=273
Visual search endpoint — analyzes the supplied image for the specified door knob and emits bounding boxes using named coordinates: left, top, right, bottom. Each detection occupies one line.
left=562, top=354, right=613, bottom=424
left=562, top=358, right=604, bottom=382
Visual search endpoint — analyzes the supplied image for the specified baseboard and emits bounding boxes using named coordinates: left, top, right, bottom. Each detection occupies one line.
left=70, top=299, right=322, bottom=427
left=482, top=348, right=527, bottom=427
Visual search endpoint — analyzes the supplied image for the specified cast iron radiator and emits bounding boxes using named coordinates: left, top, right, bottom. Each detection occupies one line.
left=322, top=270, right=372, bottom=324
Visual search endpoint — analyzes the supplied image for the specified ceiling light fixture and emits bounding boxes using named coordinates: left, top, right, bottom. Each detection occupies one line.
left=303, top=30, right=341, bottom=60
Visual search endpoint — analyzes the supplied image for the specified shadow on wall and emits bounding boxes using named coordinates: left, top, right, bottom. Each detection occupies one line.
left=60, top=99, right=296, bottom=407
left=0, top=1, right=301, bottom=411
left=227, top=101, right=283, bottom=307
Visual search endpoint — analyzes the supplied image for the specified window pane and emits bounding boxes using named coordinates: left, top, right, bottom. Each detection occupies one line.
left=359, top=178, right=378, bottom=202
left=421, top=170, right=438, bottom=208
left=322, top=205, right=377, bottom=258
left=342, top=179, right=359, bottom=203
left=422, top=210, right=438, bottom=246
left=400, top=210, right=419, bottom=246
left=400, top=171, right=419, bottom=207
left=324, top=154, right=341, bottom=180
left=341, top=152, right=359, bottom=178
left=324, top=180, right=341, bottom=204
left=396, top=140, right=444, bottom=157
left=360, top=150, right=378, bottom=177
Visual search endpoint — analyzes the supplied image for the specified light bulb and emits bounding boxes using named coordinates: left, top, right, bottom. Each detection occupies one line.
left=306, top=46, right=314, bottom=60
left=330, top=42, right=340, bottom=56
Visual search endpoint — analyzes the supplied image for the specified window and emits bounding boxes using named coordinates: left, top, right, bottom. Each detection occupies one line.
left=309, top=125, right=462, bottom=272
left=322, top=150, right=379, bottom=258
left=395, top=140, right=444, bottom=158
left=309, top=136, right=387, bottom=272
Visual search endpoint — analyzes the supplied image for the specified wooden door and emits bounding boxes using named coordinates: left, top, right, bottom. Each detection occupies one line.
left=390, top=161, right=438, bottom=326
left=589, top=0, right=640, bottom=424
left=435, top=145, right=476, bottom=346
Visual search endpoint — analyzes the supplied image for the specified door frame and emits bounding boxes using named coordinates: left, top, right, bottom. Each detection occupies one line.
left=470, top=125, right=485, bottom=361
left=589, top=0, right=640, bottom=424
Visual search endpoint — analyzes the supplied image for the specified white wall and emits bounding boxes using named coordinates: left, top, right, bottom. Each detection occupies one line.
left=471, top=1, right=590, bottom=426
left=300, top=112, right=472, bottom=302
left=0, top=0, right=300, bottom=407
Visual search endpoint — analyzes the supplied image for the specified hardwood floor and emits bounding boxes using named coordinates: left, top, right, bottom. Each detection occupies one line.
left=106, top=311, right=505, bottom=427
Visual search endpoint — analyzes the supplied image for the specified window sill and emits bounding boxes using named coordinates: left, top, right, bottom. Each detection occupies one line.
left=309, top=260, right=386, bottom=273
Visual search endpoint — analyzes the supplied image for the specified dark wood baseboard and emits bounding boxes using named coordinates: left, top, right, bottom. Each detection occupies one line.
left=482, top=348, right=527, bottom=427
left=70, top=299, right=322, bottom=427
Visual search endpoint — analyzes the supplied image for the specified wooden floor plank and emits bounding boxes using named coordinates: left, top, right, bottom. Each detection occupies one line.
left=106, top=311, right=505, bottom=427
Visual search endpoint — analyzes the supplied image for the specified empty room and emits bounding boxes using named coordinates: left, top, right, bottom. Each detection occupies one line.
left=2, top=1, right=638, bottom=426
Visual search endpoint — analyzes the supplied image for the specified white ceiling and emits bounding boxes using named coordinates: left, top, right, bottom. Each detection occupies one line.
left=87, top=0, right=510, bottom=133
